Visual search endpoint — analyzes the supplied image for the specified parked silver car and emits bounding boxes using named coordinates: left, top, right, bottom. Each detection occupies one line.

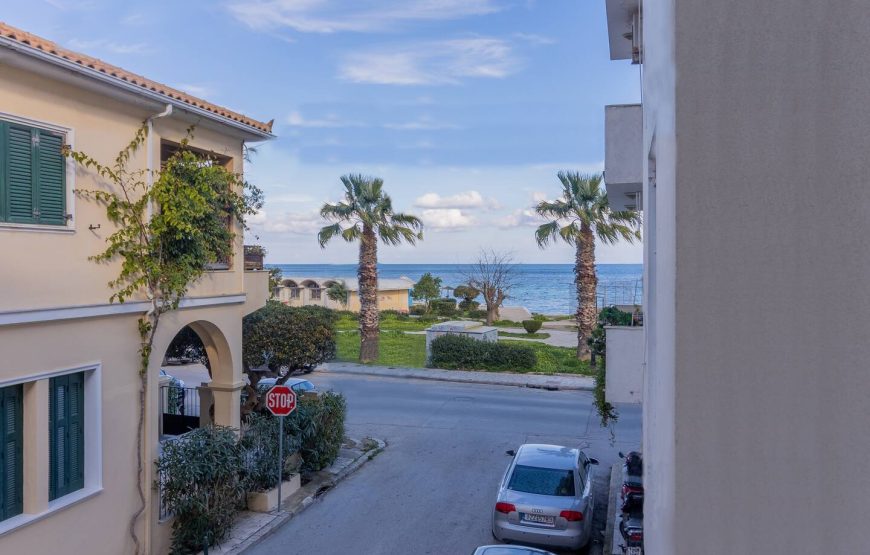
left=492, top=444, right=598, bottom=551
left=257, top=377, right=318, bottom=397
left=473, top=546, right=555, bottom=555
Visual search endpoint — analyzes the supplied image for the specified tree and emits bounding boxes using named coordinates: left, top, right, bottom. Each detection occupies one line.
left=242, top=302, right=337, bottom=414
left=535, top=171, right=640, bottom=358
left=268, top=267, right=283, bottom=298
left=463, top=250, right=516, bottom=325
left=411, top=272, right=442, bottom=312
left=318, top=174, right=423, bottom=362
left=453, top=284, right=481, bottom=310
left=68, top=126, right=262, bottom=552
left=326, top=281, right=349, bottom=307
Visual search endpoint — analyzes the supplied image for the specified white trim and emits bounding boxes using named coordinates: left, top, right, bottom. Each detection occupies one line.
left=0, top=110, right=76, bottom=232
left=0, top=488, right=103, bottom=538
left=0, top=294, right=247, bottom=327
left=0, top=363, right=102, bottom=537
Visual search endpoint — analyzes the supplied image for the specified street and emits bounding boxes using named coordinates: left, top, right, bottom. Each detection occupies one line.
left=246, top=373, right=642, bottom=555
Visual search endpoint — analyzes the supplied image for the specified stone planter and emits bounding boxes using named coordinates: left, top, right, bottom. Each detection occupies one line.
left=246, top=474, right=301, bottom=512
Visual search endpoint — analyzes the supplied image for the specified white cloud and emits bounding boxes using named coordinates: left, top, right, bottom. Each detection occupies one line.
left=421, top=208, right=475, bottom=231
left=174, top=83, right=215, bottom=98
left=227, top=0, right=502, bottom=33
left=500, top=208, right=542, bottom=228
left=250, top=209, right=323, bottom=234
left=66, top=38, right=153, bottom=55
left=287, top=111, right=365, bottom=128
left=339, top=38, right=520, bottom=86
left=383, top=115, right=460, bottom=131
left=531, top=191, right=549, bottom=203
left=415, top=190, right=500, bottom=210
left=513, top=32, right=555, bottom=45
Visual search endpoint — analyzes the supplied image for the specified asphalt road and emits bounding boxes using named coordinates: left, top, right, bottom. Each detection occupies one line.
left=246, top=373, right=642, bottom=555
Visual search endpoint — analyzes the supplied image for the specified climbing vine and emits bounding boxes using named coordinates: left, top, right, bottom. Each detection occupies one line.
left=67, top=124, right=262, bottom=554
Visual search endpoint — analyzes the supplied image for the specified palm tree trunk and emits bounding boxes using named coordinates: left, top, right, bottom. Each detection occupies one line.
left=358, top=226, right=379, bottom=362
left=575, top=226, right=597, bottom=358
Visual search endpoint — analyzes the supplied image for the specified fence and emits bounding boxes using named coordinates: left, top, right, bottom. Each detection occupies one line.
left=159, top=385, right=201, bottom=437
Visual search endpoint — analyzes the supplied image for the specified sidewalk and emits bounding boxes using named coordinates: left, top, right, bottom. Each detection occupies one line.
left=318, top=362, right=594, bottom=391
left=207, top=437, right=385, bottom=555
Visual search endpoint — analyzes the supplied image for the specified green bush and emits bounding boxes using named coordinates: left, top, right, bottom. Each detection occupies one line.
left=458, top=299, right=480, bottom=311
left=522, top=319, right=543, bottom=334
left=285, top=391, right=347, bottom=472
left=156, top=426, right=246, bottom=554
left=430, top=298, right=458, bottom=317
left=429, top=335, right=537, bottom=371
left=239, top=413, right=301, bottom=492
left=598, top=305, right=633, bottom=326
left=244, top=302, right=337, bottom=372
left=381, top=309, right=410, bottom=320
left=409, top=304, right=427, bottom=316
left=466, top=309, right=487, bottom=320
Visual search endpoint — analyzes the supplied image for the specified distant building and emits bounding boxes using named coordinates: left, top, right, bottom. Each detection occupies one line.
left=276, top=277, right=415, bottom=313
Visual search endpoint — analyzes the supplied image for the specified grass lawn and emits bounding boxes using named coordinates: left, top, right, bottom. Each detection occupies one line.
left=335, top=313, right=442, bottom=332
left=335, top=331, right=592, bottom=375
left=498, top=331, right=551, bottom=340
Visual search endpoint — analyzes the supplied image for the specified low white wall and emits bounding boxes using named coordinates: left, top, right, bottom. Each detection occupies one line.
left=605, top=326, right=644, bottom=404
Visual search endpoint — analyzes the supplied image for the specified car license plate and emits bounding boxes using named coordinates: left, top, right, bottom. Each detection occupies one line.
left=521, top=513, right=555, bottom=527
left=627, top=547, right=642, bottom=555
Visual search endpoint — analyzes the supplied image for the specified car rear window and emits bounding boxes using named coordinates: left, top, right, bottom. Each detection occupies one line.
left=508, top=465, right=575, bottom=496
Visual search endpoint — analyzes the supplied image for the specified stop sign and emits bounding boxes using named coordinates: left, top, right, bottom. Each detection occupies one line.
left=265, top=385, right=297, bottom=416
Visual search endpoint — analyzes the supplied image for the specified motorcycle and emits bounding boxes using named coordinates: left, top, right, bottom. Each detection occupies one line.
left=618, top=451, right=644, bottom=555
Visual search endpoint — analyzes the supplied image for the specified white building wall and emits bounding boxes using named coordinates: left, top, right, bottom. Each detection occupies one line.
left=604, top=326, right=643, bottom=404
left=641, top=1, right=870, bottom=553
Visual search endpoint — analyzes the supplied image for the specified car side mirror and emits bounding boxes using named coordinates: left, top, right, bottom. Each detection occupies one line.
left=505, top=449, right=516, bottom=457
left=588, top=457, right=599, bottom=466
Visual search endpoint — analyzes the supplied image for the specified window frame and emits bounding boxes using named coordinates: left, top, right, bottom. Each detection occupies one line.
left=0, top=112, right=75, bottom=234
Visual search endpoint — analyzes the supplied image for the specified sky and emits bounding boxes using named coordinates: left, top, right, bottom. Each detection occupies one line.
left=5, top=0, right=642, bottom=264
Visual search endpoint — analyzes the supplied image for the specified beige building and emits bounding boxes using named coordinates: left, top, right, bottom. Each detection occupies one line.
left=0, top=23, right=272, bottom=554
left=604, top=1, right=870, bottom=553
left=276, top=276, right=414, bottom=313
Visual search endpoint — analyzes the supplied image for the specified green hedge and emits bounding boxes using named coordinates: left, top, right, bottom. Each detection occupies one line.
left=285, top=391, right=347, bottom=472
left=430, top=298, right=458, bottom=317
left=522, top=319, right=543, bottom=333
left=429, top=334, right=537, bottom=371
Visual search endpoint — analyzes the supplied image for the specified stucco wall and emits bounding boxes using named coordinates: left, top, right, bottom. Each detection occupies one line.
left=347, top=289, right=410, bottom=313
left=646, top=1, right=870, bottom=553
left=604, top=327, right=643, bottom=404
left=0, top=63, right=247, bottom=312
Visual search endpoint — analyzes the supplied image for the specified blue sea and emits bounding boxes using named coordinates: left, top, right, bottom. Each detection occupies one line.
left=267, top=263, right=643, bottom=315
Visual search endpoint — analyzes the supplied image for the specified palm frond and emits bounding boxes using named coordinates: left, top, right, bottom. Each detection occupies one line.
left=317, top=223, right=343, bottom=248
left=534, top=221, right=561, bottom=247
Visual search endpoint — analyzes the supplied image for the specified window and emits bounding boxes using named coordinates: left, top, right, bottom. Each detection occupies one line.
left=49, top=373, right=84, bottom=501
left=508, top=465, right=576, bottom=497
left=310, top=287, right=322, bottom=300
left=0, top=385, right=23, bottom=522
left=0, top=120, right=67, bottom=225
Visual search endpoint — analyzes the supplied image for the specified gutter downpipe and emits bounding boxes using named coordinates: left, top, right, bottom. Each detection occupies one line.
left=145, top=104, right=173, bottom=218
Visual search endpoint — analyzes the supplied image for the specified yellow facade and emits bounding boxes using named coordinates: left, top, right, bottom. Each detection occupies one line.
left=0, top=25, right=272, bottom=554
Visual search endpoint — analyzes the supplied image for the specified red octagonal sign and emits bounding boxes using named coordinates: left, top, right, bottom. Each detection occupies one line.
left=265, top=385, right=297, bottom=416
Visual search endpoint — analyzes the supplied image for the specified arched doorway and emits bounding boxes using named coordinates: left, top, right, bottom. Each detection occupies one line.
left=158, top=325, right=211, bottom=437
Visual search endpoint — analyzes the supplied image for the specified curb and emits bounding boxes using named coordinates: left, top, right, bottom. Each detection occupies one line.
left=218, top=438, right=387, bottom=555
left=316, top=366, right=593, bottom=392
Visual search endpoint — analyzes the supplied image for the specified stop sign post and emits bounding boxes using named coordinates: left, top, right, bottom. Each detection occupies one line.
left=266, top=385, right=297, bottom=508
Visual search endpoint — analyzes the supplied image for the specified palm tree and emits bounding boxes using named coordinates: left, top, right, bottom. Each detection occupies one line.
left=535, top=172, right=641, bottom=358
left=319, top=174, right=423, bottom=362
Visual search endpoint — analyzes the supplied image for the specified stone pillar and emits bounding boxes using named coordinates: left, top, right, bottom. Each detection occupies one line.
left=207, top=381, right=242, bottom=431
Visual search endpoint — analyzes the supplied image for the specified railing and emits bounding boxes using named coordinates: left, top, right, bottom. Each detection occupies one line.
left=159, top=385, right=201, bottom=437
left=244, top=245, right=265, bottom=270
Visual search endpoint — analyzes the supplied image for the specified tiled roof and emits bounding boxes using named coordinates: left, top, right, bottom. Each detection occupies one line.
left=0, top=22, right=273, bottom=135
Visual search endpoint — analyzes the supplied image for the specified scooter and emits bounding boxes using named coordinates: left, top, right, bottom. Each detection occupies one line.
left=618, top=451, right=644, bottom=555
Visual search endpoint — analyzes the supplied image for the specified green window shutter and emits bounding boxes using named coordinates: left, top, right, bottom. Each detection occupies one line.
left=49, top=373, right=85, bottom=501
left=5, top=123, right=36, bottom=224
left=35, top=130, right=66, bottom=225
left=0, top=385, right=23, bottom=522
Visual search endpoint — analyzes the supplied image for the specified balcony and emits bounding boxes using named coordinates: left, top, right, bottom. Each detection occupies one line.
left=244, top=245, right=265, bottom=271
left=604, top=104, right=643, bottom=212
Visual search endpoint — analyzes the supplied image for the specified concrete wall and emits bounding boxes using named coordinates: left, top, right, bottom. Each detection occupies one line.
left=642, top=1, right=870, bottom=553
left=604, top=104, right=643, bottom=211
left=604, top=327, right=643, bottom=404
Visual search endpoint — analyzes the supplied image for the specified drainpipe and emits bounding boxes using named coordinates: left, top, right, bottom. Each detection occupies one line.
left=145, top=104, right=173, bottom=218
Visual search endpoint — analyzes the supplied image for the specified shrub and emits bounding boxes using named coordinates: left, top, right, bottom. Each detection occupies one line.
left=598, top=305, right=633, bottom=326
left=458, top=299, right=480, bottom=311
left=409, top=304, right=427, bottom=316
left=239, top=413, right=301, bottom=492
left=522, top=319, right=543, bottom=334
left=430, top=298, right=458, bottom=317
left=156, top=426, right=246, bottom=554
left=429, top=334, right=537, bottom=371
left=381, top=309, right=409, bottom=320
left=285, top=391, right=347, bottom=472
left=466, top=309, right=487, bottom=320
left=532, top=313, right=547, bottom=322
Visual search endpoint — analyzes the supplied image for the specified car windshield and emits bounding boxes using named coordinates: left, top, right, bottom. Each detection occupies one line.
left=508, top=465, right=575, bottom=496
